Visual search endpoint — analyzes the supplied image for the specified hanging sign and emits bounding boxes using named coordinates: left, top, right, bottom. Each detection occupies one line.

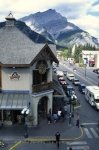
left=10, top=71, right=20, bottom=80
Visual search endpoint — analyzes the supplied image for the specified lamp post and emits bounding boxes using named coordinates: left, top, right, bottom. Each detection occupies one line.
left=69, top=97, right=72, bottom=125
left=69, top=93, right=77, bottom=125
left=21, top=107, right=30, bottom=138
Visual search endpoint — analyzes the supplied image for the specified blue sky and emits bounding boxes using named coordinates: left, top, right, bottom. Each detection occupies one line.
left=0, top=0, right=99, bottom=38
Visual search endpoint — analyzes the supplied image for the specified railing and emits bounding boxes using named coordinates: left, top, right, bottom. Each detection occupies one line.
left=32, top=81, right=53, bottom=93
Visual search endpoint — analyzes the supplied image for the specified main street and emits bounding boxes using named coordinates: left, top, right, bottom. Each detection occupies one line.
left=59, top=62, right=98, bottom=86
left=58, top=61, right=99, bottom=123
left=56, top=62, right=99, bottom=150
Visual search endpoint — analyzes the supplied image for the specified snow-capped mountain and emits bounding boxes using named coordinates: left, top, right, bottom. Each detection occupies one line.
left=20, top=9, right=99, bottom=48
left=20, top=11, right=55, bottom=42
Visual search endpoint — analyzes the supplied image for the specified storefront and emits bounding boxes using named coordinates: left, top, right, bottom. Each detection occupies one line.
left=0, top=93, right=30, bottom=125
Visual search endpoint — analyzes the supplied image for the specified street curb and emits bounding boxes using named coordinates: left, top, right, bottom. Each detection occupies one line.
left=9, top=127, right=83, bottom=149
left=9, top=141, right=22, bottom=150
left=24, top=127, right=83, bottom=142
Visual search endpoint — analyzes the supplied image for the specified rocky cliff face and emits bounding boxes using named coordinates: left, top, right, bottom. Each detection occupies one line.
left=20, top=9, right=99, bottom=48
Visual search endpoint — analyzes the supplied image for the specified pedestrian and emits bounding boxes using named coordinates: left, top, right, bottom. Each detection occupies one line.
left=47, top=113, right=51, bottom=124
left=55, top=131, right=60, bottom=148
left=63, top=105, right=68, bottom=117
left=61, top=110, right=65, bottom=121
left=57, top=110, right=61, bottom=120
left=69, top=147, right=72, bottom=150
left=53, top=113, right=58, bottom=123
left=76, top=113, right=80, bottom=128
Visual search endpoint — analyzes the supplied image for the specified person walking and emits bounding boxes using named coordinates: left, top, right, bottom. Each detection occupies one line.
left=76, top=113, right=80, bottom=128
left=55, top=131, right=60, bottom=148
left=69, top=147, right=72, bottom=150
left=57, top=110, right=62, bottom=120
left=47, top=113, right=51, bottom=124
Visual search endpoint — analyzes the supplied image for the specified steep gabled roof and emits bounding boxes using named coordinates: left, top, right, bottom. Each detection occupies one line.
left=30, top=44, right=59, bottom=65
left=0, top=15, right=58, bottom=67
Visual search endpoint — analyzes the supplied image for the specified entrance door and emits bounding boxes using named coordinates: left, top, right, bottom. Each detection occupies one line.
left=38, top=96, right=48, bottom=122
left=12, top=110, right=23, bottom=124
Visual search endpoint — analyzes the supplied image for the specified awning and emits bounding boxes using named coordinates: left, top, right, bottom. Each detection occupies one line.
left=0, top=93, right=30, bottom=110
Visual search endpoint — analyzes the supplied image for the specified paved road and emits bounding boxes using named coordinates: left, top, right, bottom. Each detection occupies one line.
left=55, top=62, right=99, bottom=150
left=2, top=62, right=99, bottom=150
left=60, top=62, right=98, bottom=86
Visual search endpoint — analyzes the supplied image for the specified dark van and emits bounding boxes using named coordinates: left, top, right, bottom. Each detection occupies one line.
left=79, top=83, right=86, bottom=94
left=65, top=85, right=75, bottom=97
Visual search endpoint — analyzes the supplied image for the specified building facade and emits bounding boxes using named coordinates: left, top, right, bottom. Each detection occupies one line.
left=0, top=13, right=58, bottom=126
left=81, top=50, right=99, bottom=67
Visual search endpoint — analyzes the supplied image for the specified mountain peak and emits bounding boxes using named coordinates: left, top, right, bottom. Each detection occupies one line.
left=20, top=9, right=99, bottom=48
left=44, top=9, right=56, bottom=13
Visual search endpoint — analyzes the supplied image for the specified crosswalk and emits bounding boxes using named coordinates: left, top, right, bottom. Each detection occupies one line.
left=83, top=127, right=99, bottom=139
left=66, top=141, right=89, bottom=150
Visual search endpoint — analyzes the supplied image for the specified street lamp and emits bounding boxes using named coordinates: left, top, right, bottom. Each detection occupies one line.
left=69, top=93, right=77, bottom=125
left=21, top=107, right=30, bottom=138
left=69, top=98, right=72, bottom=125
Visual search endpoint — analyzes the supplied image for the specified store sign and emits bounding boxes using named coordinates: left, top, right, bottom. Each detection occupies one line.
left=10, top=71, right=20, bottom=80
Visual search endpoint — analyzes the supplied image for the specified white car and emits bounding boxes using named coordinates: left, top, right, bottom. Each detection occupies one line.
left=73, top=78, right=80, bottom=85
left=67, top=73, right=75, bottom=81
left=56, top=70, right=64, bottom=77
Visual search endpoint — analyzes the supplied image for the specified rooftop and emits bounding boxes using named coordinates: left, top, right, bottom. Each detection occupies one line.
left=0, top=13, right=58, bottom=66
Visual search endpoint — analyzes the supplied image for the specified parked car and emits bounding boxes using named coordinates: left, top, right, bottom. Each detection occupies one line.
left=72, top=78, right=80, bottom=86
left=56, top=70, right=64, bottom=77
left=59, top=79, right=67, bottom=85
left=67, top=73, right=75, bottom=81
left=78, top=83, right=86, bottom=94
left=65, top=85, right=75, bottom=97
left=58, top=76, right=64, bottom=80
left=58, top=76, right=67, bottom=85
left=73, top=68, right=77, bottom=72
left=89, top=60, right=95, bottom=67
left=93, top=68, right=99, bottom=74
left=63, top=70, right=68, bottom=76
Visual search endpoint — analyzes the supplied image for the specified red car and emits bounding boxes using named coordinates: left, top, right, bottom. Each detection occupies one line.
left=59, top=78, right=67, bottom=85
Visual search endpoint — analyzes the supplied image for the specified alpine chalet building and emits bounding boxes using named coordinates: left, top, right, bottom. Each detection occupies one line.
left=0, top=13, right=58, bottom=126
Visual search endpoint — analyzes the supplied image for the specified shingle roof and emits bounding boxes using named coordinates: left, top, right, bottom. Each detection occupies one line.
left=0, top=20, right=58, bottom=66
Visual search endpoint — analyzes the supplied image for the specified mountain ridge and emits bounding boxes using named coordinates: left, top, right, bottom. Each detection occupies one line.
left=20, top=9, right=99, bottom=48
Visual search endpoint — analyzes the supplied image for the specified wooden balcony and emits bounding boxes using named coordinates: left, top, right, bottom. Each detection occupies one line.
left=32, top=81, right=53, bottom=93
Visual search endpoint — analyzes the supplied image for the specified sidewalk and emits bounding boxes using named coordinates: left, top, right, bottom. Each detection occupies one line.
left=0, top=118, right=83, bottom=142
